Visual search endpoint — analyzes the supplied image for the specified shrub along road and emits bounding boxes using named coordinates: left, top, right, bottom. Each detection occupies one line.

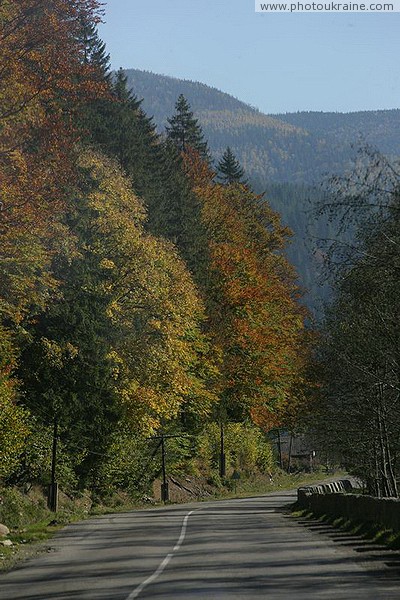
left=0, top=489, right=399, bottom=599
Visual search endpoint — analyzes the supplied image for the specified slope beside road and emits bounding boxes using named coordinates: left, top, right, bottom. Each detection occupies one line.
left=0, top=489, right=399, bottom=599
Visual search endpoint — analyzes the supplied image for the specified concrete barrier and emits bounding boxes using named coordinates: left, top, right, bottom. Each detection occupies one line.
left=297, top=480, right=400, bottom=532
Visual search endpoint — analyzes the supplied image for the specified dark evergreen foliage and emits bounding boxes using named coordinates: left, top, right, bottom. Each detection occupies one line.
left=217, top=147, right=247, bottom=185
left=80, top=72, right=210, bottom=280
left=18, top=198, right=122, bottom=485
left=78, top=16, right=111, bottom=80
left=166, top=94, right=210, bottom=161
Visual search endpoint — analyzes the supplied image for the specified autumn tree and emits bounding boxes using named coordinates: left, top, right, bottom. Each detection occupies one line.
left=183, top=150, right=307, bottom=423
left=0, top=0, right=111, bottom=482
left=77, top=54, right=308, bottom=475
left=18, top=150, right=217, bottom=485
left=0, top=0, right=109, bottom=326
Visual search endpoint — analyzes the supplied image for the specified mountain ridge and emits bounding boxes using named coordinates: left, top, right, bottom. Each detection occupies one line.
left=122, top=68, right=400, bottom=310
left=124, top=68, right=400, bottom=187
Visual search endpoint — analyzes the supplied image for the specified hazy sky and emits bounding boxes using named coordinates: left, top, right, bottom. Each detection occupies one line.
left=98, top=0, right=400, bottom=114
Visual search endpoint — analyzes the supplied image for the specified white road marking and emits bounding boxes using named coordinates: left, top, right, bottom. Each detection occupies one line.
left=125, top=510, right=194, bottom=599
left=173, top=511, right=192, bottom=552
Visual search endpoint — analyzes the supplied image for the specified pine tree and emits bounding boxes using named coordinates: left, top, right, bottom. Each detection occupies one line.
left=166, top=94, right=210, bottom=160
left=216, top=147, right=247, bottom=185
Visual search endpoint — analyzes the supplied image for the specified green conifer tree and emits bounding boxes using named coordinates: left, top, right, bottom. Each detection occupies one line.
left=78, top=15, right=111, bottom=80
left=216, top=147, right=248, bottom=185
left=113, top=68, right=138, bottom=103
left=166, top=94, right=210, bottom=160
left=18, top=196, right=122, bottom=485
left=81, top=76, right=209, bottom=278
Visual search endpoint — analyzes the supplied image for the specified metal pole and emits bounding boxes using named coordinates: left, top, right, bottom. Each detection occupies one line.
left=161, top=434, right=169, bottom=502
left=48, top=417, right=58, bottom=512
left=220, top=422, right=226, bottom=478
left=277, top=429, right=283, bottom=470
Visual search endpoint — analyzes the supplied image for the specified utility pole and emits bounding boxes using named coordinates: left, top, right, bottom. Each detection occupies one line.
left=149, top=433, right=187, bottom=503
left=277, top=429, right=283, bottom=470
left=287, top=432, right=293, bottom=474
left=219, top=421, right=226, bottom=478
left=160, top=434, right=169, bottom=503
left=48, top=417, right=59, bottom=512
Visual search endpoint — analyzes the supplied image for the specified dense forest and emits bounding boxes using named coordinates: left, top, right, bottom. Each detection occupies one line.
left=275, top=109, right=400, bottom=158
left=124, top=69, right=400, bottom=311
left=0, top=1, right=311, bottom=503
left=1, top=2, right=399, bottom=509
left=124, top=69, right=400, bottom=184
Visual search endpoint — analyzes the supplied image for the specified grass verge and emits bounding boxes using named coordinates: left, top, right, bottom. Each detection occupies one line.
left=0, top=493, right=151, bottom=573
left=291, top=508, right=400, bottom=551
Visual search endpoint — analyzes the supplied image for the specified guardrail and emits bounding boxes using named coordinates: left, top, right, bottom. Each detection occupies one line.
left=297, top=480, right=400, bottom=532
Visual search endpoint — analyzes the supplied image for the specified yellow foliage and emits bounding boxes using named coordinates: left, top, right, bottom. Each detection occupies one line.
left=76, top=150, right=218, bottom=433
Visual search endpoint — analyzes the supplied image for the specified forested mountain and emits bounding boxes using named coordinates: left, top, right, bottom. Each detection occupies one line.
left=124, top=69, right=336, bottom=185
left=274, top=110, right=400, bottom=158
left=124, top=69, right=400, bottom=186
left=122, top=69, right=400, bottom=311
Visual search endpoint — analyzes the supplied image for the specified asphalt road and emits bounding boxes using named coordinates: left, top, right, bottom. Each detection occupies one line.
left=1, top=489, right=399, bottom=599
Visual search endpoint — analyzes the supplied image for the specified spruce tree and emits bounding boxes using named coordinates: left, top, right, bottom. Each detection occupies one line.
left=18, top=197, right=122, bottom=485
left=113, top=68, right=138, bottom=103
left=166, top=94, right=210, bottom=160
left=78, top=15, right=111, bottom=80
left=216, top=147, right=247, bottom=185
left=81, top=77, right=209, bottom=278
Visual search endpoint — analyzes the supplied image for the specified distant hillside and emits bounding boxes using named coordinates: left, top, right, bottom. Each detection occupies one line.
left=124, top=69, right=400, bottom=186
left=274, top=110, right=400, bottom=158
left=124, top=69, right=317, bottom=183
left=124, top=69, right=259, bottom=121
left=123, top=69, right=400, bottom=311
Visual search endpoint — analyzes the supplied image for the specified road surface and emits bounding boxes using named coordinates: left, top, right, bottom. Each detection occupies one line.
left=0, top=489, right=399, bottom=599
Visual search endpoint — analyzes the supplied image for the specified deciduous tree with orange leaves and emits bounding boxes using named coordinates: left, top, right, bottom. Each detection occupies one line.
left=0, top=0, right=111, bottom=481
left=183, top=149, right=309, bottom=423
left=0, top=0, right=108, bottom=323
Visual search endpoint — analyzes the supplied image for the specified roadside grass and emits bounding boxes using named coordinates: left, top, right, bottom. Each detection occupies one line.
left=1, top=518, right=63, bottom=571
left=291, top=508, right=400, bottom=551
left=0, top=498, right=149, bottom=572
left=0, top=506, right=93, bottom=572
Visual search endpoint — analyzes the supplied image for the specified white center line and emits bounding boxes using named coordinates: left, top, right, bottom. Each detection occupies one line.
left=125, top=510, right=194, bottom=600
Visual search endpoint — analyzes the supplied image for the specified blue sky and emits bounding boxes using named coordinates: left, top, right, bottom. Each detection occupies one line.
left=98, top=0, right=400, bottom=114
